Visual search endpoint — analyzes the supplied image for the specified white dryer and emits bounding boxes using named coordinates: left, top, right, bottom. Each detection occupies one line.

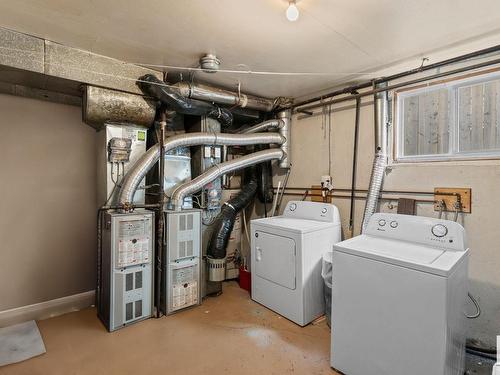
left=251, top=201, right=341, bottom=326
left=331, top=213, right=469, bottom=375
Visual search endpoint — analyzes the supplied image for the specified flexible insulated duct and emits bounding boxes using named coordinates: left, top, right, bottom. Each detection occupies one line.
left=208, top=169, right=257, bottom=259
left=170, top=149, right=284, bottom=210
left=173, top=81, right=275, bottom=112
left=137, top=74, right=233, bottom=127
left=277, top=109, right=291, bottom=169
left=236, top=119, right=284, bottom=134
left=118, top=133, right=284, bottom=205
left=220, top=119, right=283, bottom=187
left=361, top=84, right=389, bottom=232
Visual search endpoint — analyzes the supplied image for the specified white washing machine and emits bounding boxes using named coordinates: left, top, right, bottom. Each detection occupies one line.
left=331, top=213, right=469, bottom=375
left=251, top=200, right=341, bottom=326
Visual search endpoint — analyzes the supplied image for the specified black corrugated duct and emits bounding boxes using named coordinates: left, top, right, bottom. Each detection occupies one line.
left=207, top=169, right=257, bottom=259
left=137, top=74, right=234, bottom=127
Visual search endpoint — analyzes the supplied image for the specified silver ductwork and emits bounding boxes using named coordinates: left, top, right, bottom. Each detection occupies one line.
left=221, top=119, right=283, bottom=187
left=361, top=83, right=389, bottom=232
left=170, top=149, right=284, bottom=210
left=238, top=119, right=284, bottom=134
left=173, top=82, right=275, bottom=112
left=83, top=86, right=156, bottom=129
left=277, top=109, right=292, bottom=169
left=118, top=132, right=285, bottom=205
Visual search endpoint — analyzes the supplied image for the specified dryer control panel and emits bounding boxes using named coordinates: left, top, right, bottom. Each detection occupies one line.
left=365, top=213, right=467, bottom=251
left=283, top=201, right=341, bottom=224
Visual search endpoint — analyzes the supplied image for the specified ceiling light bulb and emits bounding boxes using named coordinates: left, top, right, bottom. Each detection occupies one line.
left=286, top=1, right=299, bottom=22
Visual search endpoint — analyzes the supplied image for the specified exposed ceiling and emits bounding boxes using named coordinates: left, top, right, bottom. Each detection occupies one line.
left=1, top=0, right=500, bottom=99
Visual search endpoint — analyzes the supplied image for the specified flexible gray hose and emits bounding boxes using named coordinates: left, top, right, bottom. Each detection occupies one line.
left=171, top=149, right=284, bottom=210
left=118, top=132, right=284, bottom=205
left=361, top=153, right=387, bottom=232
left=465, top=292, right=481, bottom=319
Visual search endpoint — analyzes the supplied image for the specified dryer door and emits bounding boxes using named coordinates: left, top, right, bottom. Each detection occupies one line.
left=254, top=231, right=296, bottom=290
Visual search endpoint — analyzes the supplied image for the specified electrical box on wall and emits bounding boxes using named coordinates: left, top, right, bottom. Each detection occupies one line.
left=98, top=210, right=154, bottom=332
left=162, top=209, right=202, bottom=315
left=97, top=123, right=148, bottom=207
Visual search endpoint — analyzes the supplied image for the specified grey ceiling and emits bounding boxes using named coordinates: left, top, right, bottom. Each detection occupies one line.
left=1, top=0, right=500, bottom=99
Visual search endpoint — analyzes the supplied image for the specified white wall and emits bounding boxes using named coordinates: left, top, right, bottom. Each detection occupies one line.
left=0, top=93, right=96, bottom=311
left=270, top=94, right=500, bottom=346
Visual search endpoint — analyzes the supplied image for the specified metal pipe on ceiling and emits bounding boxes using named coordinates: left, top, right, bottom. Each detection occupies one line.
left=295, top=57, right=500, bottom=113
left=293, top=43, right=500, bottom=110
left=173, top=81, right=275, bottom=112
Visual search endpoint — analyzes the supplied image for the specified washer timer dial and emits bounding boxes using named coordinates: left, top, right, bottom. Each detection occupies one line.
left=431, top=224, right=448, bottom=237
left=289, top=203, right=297, bottom=211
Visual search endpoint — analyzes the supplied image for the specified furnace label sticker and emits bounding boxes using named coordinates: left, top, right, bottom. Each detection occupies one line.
left=117, top=238, right=150, bottom=267
left=172, top=281, right=198, bottom=310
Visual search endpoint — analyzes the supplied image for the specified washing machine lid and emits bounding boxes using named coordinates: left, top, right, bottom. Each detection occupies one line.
left=252, top=216, right=335, bottom=234
left=334, top=235, right=468, bottom=276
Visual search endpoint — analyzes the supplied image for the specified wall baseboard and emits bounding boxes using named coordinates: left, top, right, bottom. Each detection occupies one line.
left=0, top=290, right=95, bottom=327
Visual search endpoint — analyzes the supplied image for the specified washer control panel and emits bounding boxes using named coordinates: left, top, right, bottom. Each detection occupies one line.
left=367, top=213, right=467, bottom=251
left=284, top=200, right=341, bottom=224
left=431, top=224, right=448, bottom=237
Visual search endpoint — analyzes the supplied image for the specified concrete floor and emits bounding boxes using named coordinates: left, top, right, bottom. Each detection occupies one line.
left=2, top=282, right=335, bottom=375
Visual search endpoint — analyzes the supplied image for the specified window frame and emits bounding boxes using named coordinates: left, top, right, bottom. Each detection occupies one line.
left=394, top=68, right=500, bottom=163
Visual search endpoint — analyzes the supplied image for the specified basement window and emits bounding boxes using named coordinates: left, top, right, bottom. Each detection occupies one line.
left=395, top=70, right=500, bottom=162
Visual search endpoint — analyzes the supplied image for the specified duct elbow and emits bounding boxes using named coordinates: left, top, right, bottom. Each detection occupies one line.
left=170, top=149, right=283, bottom=210
left=277, top=109, right=291, bottom=169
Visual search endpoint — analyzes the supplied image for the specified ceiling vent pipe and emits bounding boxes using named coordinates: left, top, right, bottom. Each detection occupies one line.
left=361, top=83, right=389, bottom=232
left=170, top=149, right=284, bottom=210
left=173, top=81, right=275, bottom=112
left=118, top=132, right=285, bottom=205
left=200, top=54, right=221, bottom=73
left=138, top=74, right=234, bottom=127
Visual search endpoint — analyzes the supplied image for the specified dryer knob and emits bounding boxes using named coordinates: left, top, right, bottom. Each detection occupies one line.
left=431, top=224, right=448, bottom=237
left=289, top=203, right=297, bottom=211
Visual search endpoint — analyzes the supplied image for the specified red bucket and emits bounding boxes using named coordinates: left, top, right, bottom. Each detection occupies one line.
left=239, top=266, right=251, bottom=293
